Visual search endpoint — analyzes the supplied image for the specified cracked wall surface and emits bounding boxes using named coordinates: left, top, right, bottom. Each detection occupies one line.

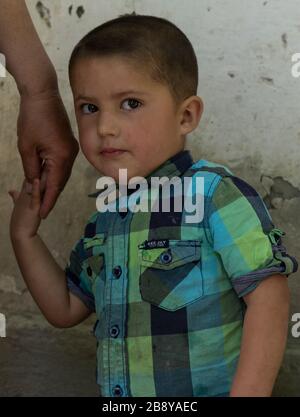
left=0, top=0, right=299, bottom=397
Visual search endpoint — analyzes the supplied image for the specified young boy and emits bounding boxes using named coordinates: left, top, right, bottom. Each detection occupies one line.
left=9, top=14, right=298, bottom=397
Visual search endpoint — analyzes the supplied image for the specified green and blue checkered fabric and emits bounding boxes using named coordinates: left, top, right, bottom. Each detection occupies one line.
left=65, top=150, right=297, bottom=397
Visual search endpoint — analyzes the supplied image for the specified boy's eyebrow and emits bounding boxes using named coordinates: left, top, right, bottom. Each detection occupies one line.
left=111, top=90, right=150, bottom=98
left=75, top=90, right=150, bottom=102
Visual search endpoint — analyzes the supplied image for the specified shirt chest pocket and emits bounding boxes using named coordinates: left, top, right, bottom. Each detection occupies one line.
left=138, top=240, right=203, bottom=311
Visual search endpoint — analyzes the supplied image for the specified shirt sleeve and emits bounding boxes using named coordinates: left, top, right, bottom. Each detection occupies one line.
left=65, top=237, right=96, bottom=312
left=208, top=175, right=298, bottom=298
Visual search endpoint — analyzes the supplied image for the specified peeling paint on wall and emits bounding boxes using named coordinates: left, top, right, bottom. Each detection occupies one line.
left=36, top=1, right=51, bottom=28
left=261, top=175, right=300, bottom=209
left=260, top=76, right=274, bottom=86
left=281, top=33, right=288, bottom=48
left=76, top=6, right=85, bottom=19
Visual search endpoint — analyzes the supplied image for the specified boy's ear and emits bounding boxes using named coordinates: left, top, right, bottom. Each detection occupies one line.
left=179, top=96, right=204, bottom=135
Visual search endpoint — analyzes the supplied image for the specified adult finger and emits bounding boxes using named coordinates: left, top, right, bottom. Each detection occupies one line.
left=39, top=156, right=74, bottom=219
left=39, top=183, right=61, bottom=219
left=30, top=179, right=41, bottom=211
left=18, top=145, right=42, bottom=184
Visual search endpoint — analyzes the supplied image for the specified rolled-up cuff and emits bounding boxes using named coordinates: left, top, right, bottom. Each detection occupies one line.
left=233, top=228, right=298, bottom=298
left=67, top=276, right=96, bottom=312
left=232, top=264, right=288, bottom=298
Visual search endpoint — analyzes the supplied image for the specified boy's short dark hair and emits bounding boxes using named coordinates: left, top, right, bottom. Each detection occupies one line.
left=69, top=13, right=198, bottom=109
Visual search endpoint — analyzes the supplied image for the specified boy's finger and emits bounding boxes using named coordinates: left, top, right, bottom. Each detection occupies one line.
left=8, top=190, right=20, bottom=204
left=21, top=179, right=34, bottom=196
left=30, top=179, right=41, bottom=210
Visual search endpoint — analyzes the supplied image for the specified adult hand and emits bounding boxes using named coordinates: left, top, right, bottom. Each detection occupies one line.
left=17, top=89, right=79, bottom=219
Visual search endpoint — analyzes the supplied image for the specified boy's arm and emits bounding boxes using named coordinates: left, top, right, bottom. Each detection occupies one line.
left=9, top=179, right=92, bottom=328
left=230, top=274, right=290, bottom=397
left=12, top=234, right=92, bottom=328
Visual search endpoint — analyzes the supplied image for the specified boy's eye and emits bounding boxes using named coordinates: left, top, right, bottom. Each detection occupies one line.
left=81, top=103, right=98, bottom=114
left=122, top=98, right=142, bottom=110
left=79, top=99, right=141, bottom=114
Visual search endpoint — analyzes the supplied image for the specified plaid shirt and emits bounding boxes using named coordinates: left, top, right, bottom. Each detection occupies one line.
left=66, top=150, right=297, bottom=397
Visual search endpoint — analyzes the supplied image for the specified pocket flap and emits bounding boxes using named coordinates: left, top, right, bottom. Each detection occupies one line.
left=139, top=240, right=203, bottom=311
left=83, top=233, right=106, bottom=250
left=139, top=239, right=201, bottom=270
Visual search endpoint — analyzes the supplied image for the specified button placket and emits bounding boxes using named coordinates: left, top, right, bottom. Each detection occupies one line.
left=112, top=265, right=122, bottom=279
left=112, top=385, right=123, bottom=397
left=102, top=211, right=132, bottom=397
left=110, top=325, right=120, bottom=338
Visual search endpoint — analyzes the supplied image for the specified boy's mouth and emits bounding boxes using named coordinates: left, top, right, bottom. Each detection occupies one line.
left=100, top=148, right=126, bottom=157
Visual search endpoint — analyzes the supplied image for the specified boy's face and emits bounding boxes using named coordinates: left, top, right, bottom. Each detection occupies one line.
left=70, top=56, right=187, bottom=181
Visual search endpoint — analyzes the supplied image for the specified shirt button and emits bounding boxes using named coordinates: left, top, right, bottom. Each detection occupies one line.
left=112, top=385, right=123, bottom=397
left=110, top=325, right=120, bottom=338
left=160, top=251, right=172, bottom=264
left=112, top=266, right=122, bottom=279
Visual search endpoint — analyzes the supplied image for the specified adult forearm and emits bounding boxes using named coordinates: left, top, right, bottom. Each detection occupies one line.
left=11, top=234, right=71, bottom=326
left=0, top=0, right=57, bottom=95
left=230, top=292, right=289, bottom=396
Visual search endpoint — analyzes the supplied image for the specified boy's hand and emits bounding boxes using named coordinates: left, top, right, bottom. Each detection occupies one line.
left=9, top=178, right=42, bottom=241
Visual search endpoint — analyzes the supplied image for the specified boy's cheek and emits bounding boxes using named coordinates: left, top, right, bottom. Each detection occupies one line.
left=79, top=138, right=95, bottom=158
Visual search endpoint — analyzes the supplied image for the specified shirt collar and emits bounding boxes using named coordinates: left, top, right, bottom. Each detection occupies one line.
left=145, top=149, right=194, bottom=181
left=88, top=149, right=194, bottom=199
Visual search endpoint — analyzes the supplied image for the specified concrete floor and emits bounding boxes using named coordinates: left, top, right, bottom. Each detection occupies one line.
left=1, top=291, right=299, bottom=397
left=0, top=324, right=99, bottom=397
left=272, top=342, right=300, bottom=397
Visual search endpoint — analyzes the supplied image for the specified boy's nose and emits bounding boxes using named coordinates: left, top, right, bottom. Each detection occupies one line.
left=97, top=112, right=120, bottom=138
